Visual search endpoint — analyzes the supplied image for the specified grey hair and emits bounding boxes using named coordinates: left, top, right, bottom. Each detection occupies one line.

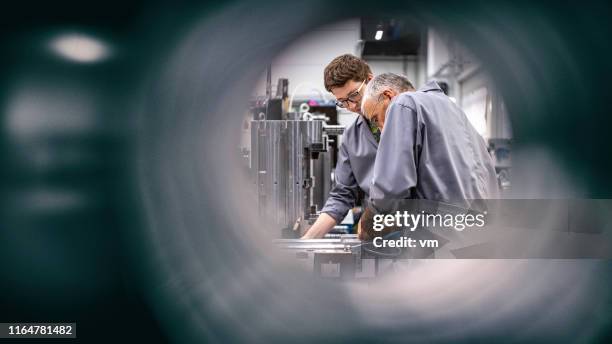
left=361, top=73, right=414, bottom=113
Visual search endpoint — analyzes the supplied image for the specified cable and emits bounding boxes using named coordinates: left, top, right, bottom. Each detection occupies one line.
left=287, top=82, right=330, bottom=113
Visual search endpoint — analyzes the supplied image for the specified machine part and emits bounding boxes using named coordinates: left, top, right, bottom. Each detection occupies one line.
left=266, top=98, right=283, bottom=120
left=322, top=124, right=345, bottom=136
left=251, top=119, right=330, bottom=237
left=265, top=64, right=272, bottom=98
left=299, top=103, right=310, bottom=114
left=315, top=253, right=354, bottom=278
left=308, top=113, right=331, bottom=122
left=488, top=138, right=512, bottom=190
left=274, top=234, right=361, bottom=251
left=276, top=78, right=289, bottom=99
left=292, top=217, right=302, bottom=232
left=274, top=235, right=377, bottom=279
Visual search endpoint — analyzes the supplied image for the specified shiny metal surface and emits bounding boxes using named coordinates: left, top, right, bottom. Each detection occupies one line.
left=251, top=119, right=329, bottom=236
left=274, top=234, right=361, bottom=251
left=274, top=235, right=370, bottom=279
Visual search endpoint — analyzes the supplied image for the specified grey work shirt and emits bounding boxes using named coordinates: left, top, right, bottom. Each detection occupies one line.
left=370, top=81, right=499, bottom=208
left=320, top=114, right=378, bottom=223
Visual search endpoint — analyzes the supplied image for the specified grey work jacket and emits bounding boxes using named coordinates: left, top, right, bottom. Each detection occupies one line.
left=370, top=80, right=499, bottom=209
left=320, top=114, right=377, bottom=223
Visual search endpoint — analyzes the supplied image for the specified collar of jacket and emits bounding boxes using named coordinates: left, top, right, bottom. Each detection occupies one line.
left=418, top=80, right=444, bottom=93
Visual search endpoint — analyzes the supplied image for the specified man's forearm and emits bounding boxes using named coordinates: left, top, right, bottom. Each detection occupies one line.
left=301, top=212, right=338, bottom=239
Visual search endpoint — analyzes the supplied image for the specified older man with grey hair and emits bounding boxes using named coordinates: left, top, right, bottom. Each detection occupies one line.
left=360, top=73, right=498, bottom=215
left=360, top=73, right=415, bottom=126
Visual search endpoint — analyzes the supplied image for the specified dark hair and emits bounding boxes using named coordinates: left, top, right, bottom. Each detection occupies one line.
left=323, top=54, right=372, bottom=92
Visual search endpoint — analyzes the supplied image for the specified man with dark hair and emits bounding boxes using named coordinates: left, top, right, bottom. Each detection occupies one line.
left=323, top=54, right=372, bottom=94
left=302, top=55, right=413, bottom=239
left=301, top=54, right=373, bottom=239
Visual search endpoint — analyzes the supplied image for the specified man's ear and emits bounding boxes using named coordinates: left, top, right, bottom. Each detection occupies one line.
left=367, top=73, right=374, bottom=82
left=382, top=89, right=395, bottom=100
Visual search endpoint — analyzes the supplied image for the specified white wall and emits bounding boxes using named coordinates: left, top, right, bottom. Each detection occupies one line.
left=426, top=27, right=492, bottom=138
left=365, top=56, right=426, bottom=89
left=427, top=28, right=451, bottom=80
left=460, top=79, right=489, bottom=137
left=252, top=21, right=497, bottom=137
left=253, top=19, right=361, bottom=100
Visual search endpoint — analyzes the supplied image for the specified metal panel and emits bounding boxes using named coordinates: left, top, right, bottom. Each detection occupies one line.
left=251, top=119, right=327, bottom=236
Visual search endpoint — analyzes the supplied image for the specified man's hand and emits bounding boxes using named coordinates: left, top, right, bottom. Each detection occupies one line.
left=300, top=213, right=337, bottom=239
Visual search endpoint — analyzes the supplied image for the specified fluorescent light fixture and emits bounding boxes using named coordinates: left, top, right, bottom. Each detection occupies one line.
left=50, top=33, right=111, bottom=63
left=374, top=30, right=383, bottom=40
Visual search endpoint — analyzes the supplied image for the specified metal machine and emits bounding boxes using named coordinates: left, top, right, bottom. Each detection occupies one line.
left=273, top=234, right=407, bottom=279
left=246, top=68, right=346, bottom=238
left=274, top=234, right=377, bottom=279
left=250, top=113, right=342, bottom=238
left=247, top=73, right=379, bottom=278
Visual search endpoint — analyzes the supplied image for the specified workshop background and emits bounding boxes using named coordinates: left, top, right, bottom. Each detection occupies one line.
left=1, top=0, right=612, bottom=343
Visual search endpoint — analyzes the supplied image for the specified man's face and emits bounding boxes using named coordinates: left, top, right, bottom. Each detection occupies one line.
left=362, top=90, right=394, bottom=130
left=331, top=79, right=367, bottom=114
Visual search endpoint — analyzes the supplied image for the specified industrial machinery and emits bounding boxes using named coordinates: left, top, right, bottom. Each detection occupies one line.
left=247, top=73, right=389, bottom=279
left=247, top=71, right=344, bottom=238
left=250, top=113, right=344, bottom=238
left=273, top=234, right=409, bottom=279
left=274, top=234, right=377, bottom=279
